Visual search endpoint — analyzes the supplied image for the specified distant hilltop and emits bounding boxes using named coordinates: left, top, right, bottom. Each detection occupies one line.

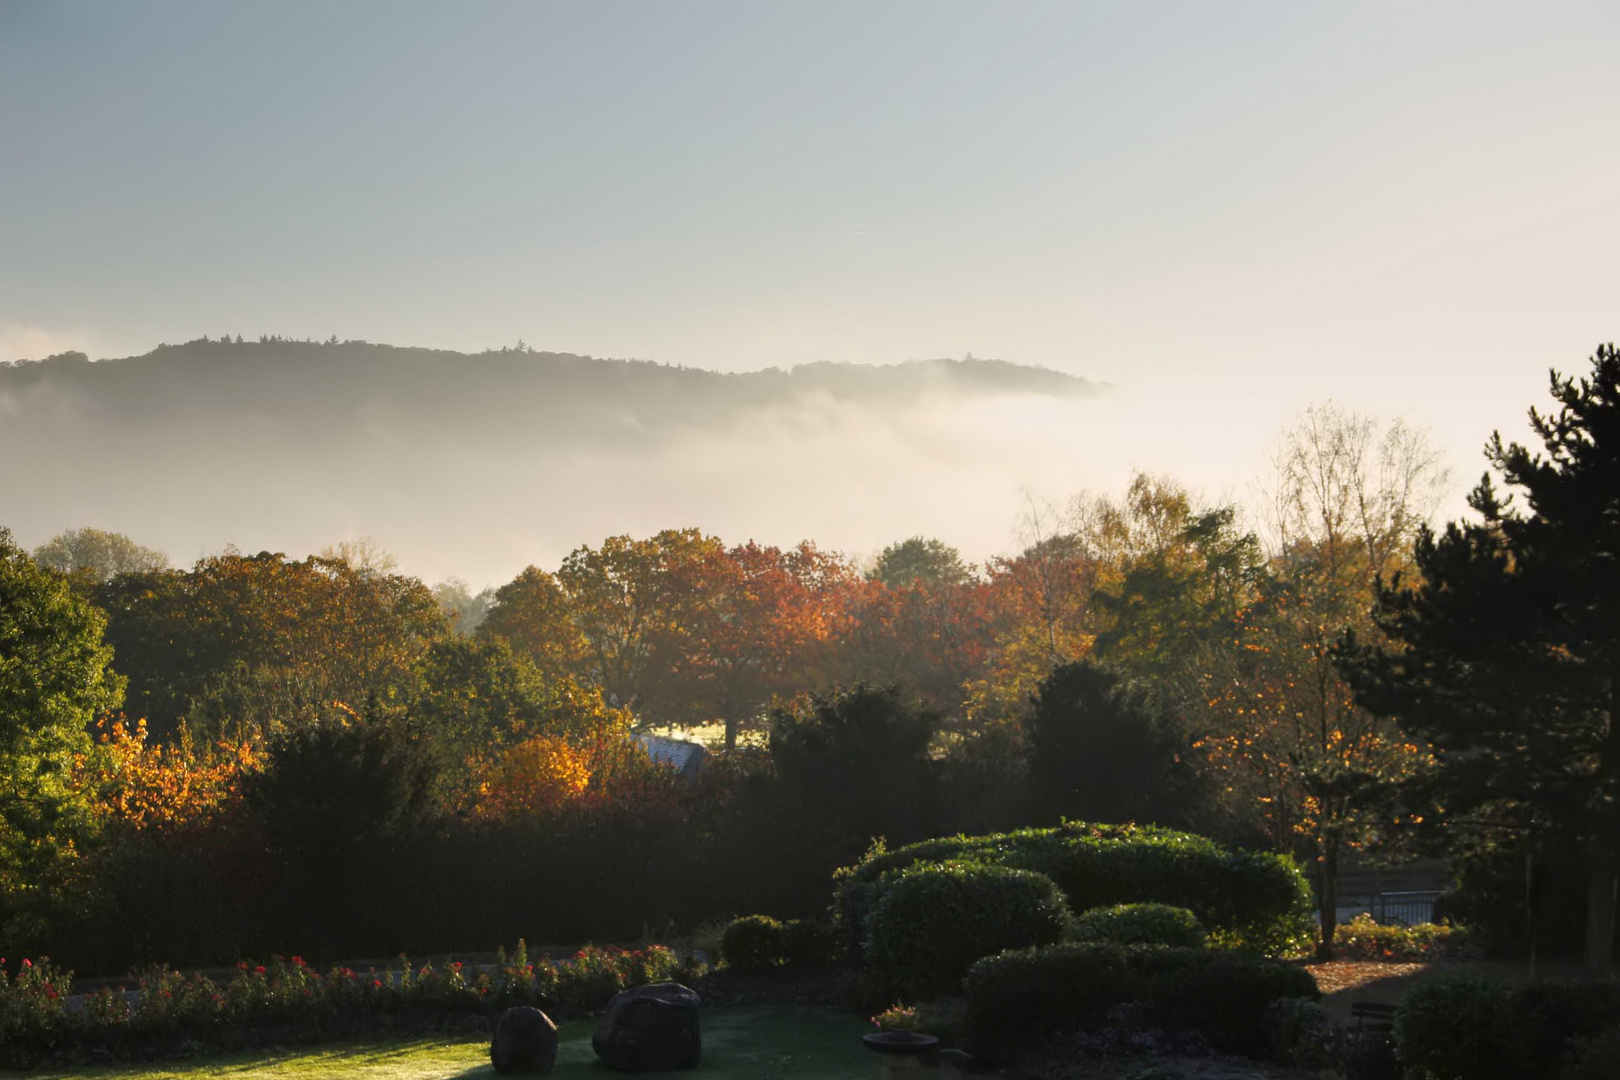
left=0, top=338, right=1109, bottom=575
left=0, top=339, right=1105, bottom=443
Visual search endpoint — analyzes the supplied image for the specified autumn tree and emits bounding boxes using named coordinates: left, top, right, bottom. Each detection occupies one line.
left=1194, top=404, right=1446, bottom=957
left=556, top=529, right=725, bottom=713
left=98, top=549, right=448, bottom=742
left=967, top=508, right=1099, bottom=730
left=845, top=575, right=998, bottom=727
left=1343, top=346, right=1620, bottom=973
left=677, top=540, right=862, bottom=748
left=0, top=529, right=125, bottom=914
left=478, top=566, right=587, bottom=680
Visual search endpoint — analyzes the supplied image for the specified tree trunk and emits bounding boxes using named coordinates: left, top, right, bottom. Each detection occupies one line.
left=1316, top=838, right=1339, bottom=961
left=1586, top=843, right=1618, bottom=976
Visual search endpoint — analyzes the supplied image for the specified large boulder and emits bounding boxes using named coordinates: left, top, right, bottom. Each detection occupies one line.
left=592, top=982, right=702, bottom=1071
left=491, top=1005, right=559, bottom=1074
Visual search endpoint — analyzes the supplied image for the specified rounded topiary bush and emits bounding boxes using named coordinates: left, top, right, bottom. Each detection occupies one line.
left=720, top=915, right=786, bottom=973
left=833, top=822, right=1315, bottom=960
left=866, top=863, right=1070, bottom=1000
left=1069, top=903, right=1206, bottom=948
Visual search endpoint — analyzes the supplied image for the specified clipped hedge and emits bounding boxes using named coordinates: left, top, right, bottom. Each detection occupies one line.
left=963, top=942, right=1317, bottom=1058
left=1395, top=974, right=1620, bottom=1080
left=835, top=822, right=1313, bottom=960
left=865, top=863, right=1070, bottom=999
left=1069, top=903, right=1206, bottom=949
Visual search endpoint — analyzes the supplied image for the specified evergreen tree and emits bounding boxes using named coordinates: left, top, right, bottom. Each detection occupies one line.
left=1342, top=344, right=1620, bottom=973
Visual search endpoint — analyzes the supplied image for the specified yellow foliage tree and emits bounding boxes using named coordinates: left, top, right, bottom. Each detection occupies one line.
left=473, top=735, right=591, bottom=821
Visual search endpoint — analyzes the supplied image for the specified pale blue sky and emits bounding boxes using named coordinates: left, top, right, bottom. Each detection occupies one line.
left=4, top=2, right=1619, bottom=576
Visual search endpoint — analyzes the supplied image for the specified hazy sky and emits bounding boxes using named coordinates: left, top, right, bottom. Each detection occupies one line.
left=4, top=2, right=1619, bottom=578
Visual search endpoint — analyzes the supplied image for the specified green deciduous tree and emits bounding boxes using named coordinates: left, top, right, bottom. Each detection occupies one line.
left=33, top=527, right=169, bottom=587
left=1342, top=345, right=1620, bottom=973
left=0, top=528, right=125, bottom=910
left=869, top=537, right=970, bottom=589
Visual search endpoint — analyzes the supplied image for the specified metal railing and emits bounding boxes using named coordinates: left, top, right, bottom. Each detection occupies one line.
left=1372, top=889, right=1443, bottom=926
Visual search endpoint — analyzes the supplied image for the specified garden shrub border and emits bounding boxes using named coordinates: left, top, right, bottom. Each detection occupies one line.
left=0, top=941, right=694, bottom=1069
left=962, top=941, right=1319, bottom=1059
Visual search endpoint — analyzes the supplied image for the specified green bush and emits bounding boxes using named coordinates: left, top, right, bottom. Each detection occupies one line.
left=720, top=914, right=786, bottom=972
left=1395, top=974, right=1531, bottom=1080
left=1393, top=976, right=1620, bottom=1080
left=1069, top=903, right=1206, bottom=948
left=1334, top=913, right=1476, bottom=962
left=780, top=919, right=839, bottom=969
left=1265, top=997, right=1343, bottom=1069
left=835, top=821, right=1313, bottom=959
left=961, top=942, right=1317, bottom=1059
left=866, top=863, right=1070, bottom=1000
left=1132, top=947, right=1319, bottom=1055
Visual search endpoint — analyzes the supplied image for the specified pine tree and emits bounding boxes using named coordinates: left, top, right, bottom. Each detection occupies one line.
left=1342, top=344, right=1620, bottom=972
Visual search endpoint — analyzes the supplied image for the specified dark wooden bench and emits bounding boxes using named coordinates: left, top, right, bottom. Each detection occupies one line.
left=1350, top=1000, right=1398, bottom=1032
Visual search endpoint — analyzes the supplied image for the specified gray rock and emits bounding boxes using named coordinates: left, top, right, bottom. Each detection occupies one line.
left=491, top=1005, right=558, bottom=1074
left=591, top=982, right=702, bottom=1071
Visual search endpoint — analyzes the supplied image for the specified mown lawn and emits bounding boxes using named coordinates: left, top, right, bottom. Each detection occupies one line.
left=29, top=1007, right=877, bottom=1080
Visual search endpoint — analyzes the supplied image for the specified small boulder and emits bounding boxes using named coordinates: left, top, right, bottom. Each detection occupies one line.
left=592, top=982, right=702, bottom=1071
left=491, top=1005, right=559, bottom=1074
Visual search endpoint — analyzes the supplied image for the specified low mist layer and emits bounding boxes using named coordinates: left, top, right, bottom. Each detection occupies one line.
left=2, top=338, right=1112, bottom=582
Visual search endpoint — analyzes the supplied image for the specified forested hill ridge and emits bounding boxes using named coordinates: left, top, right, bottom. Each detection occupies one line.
left=0, top=338, right=1102, bottom=448
left=0, top=338, right=1106, bottom=579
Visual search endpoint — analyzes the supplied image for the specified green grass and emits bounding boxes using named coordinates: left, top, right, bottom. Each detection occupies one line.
left=28, top=1007, right=877, bottom=1080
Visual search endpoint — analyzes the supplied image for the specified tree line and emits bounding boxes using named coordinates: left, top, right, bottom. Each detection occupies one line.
left=4, top=345, right=1619, bottom=973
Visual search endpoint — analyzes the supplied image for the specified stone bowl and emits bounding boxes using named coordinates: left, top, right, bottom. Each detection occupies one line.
left=862, top=1031, right=940, bottom=1056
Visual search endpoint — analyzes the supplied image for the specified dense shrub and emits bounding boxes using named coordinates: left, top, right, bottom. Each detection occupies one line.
left=0, top=942, right=691, bottom=1069
left=865, top=863, right=1070, bottom=999
left=1334, top=913, right=1476, bottom=962
left=1395, top=974, right=1531, bottom=1080
left=720, top=915, right=786, bottom=972
left=1265, top=997, right=1343, bottom=1069
left=835, top=822, right=1313, bottom=960
left=962, top=942, right=1317, bottom=1059
left=1069, top=903, right=1206, bottom=949
left=1395, top=975, right=1620, bottom=1080
left=780, top=919, right=839, bottom=969
left=1131, top=946, right=1319, bottom=1055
